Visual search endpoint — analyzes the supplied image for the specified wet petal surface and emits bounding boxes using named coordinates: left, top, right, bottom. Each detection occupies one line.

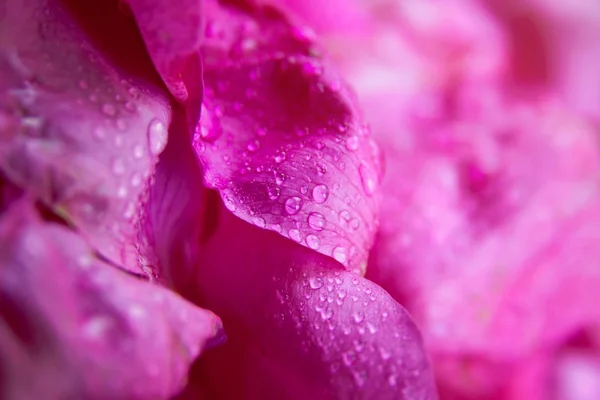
left=176, top=203, right=437, bottom=400
left=0, top=0, right=171, bottom=275
left=0, top=200, right=221, bottom=399
left=193, top=0, right=381, bottom=273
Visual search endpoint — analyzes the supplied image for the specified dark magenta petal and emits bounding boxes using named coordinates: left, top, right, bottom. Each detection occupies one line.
left=193, top=0, right=382, bottom=273
left=137, top=112, right=210, bottom=286
left=0, top=0, right=171, bottom=275
left=176, top=204, right=437, bottom=399
left=0, top=201, right=222, bottom=399
left=125, top=0, right=204, bottom=108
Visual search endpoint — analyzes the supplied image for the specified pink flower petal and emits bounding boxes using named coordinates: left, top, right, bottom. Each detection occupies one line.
left=0, top=0, right=171, bottom=275
left=194, top=0, right=381, bottom=273
left=0, top=200, right=222, bottom=399
left=176, top=203, right=437, bottom=399
left=125, top=0, right=204, bottom=104
left=138, top=111, right=211, bottom=286
left=367, top=89, right=600, bottom=396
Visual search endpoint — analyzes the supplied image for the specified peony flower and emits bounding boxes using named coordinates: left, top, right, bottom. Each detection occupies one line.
left=274, top=0, right=600, bottom=399
left=0, top=0, right=437, bottom=399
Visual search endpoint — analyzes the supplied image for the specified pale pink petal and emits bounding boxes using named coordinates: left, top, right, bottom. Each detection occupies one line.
left=0, top=0, right=171, bottom=275
left=176, top=203, right=437, bottom=399
left=368, top=88, right=600, bottom=397
left=0, top=200, right=222, bottom=399
left=194, top=0, right=381, bottom=273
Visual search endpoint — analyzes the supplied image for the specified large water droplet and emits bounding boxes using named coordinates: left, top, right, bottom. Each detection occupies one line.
left=359, top=163, right=377, bottom=196
left=332, top=246, right=347, bottom=263
left=309, top=277, right=323, bottom=289
left=148, top=119, right=167, bottom=155
left=346, top=135, right=359, bottom=151
left=312, top=184, right=329, bottom=204
left=285, top=197, right=302, bottom=215
left=247, top=139, right=260, bottom=152
left=274, top=151, right=286, bottom=163
left=306, top=234, right=320, bottom=249
left=253, top=217, right=266, bottom=228
left=307, top=212, right=326, bottom=231
left=288, top=228, right=302, bottom=242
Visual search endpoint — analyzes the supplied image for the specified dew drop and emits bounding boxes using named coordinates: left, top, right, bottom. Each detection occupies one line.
left=247, top=139, right=260, bottom=152
left=268, top=187, right=280, bottom=200
left=359, top=163, right=378, bottom=196
left=285, top=197, right=302, bottom=215
left=353, top=311, right=364, bottom=324
left=288, top=228, right=302, bottom=242
left=148, top=119, right=167, bottom=155
left=307, top=212, right=326, bottom=231
left=332, top=246, right=347, bottom=263
left=306, top=234, right=320, bottom=249
left=133, top=144, right=144, bottom=159
left=350, top=219, right=360, bottom=230
left=309, top=277, right=323, bottom=289
left=300, top=186, right=308, bottom=194
left=256, top=127, right=267, bottom=137
left=274, top=151, right=286, bottom=163
left=253, top=217, right=266, bottom=228
left=312, top=184, right=329, bottom=204
left=102, top=103, right=117, bottom=116
left=346, top=135, right=359, bottom=151
left=274, top=171, right=286, bottom=185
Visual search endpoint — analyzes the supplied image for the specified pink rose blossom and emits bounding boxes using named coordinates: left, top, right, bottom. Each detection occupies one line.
left=1, top=0, right=437, bottom=399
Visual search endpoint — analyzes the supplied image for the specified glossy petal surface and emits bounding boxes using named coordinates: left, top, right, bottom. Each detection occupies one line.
left=0, top=201, right=221, bottom=399
left=193, top=0, right=381, bottom=273
left=178, top=203, right=437, bottom=400
left=0, top=0, right=171, bottom=275
left=126, top=0, right=204, bottom=104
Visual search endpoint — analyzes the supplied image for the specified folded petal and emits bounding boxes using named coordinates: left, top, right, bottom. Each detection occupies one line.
left=125, top=0, right=204, bottom=104
left=176, top=202, right=437, bottom=399
left=194, top=0, right=381, bottom=273
left=0, top=200, right=222, bottom=399
left=0, top=0, right=171, bottom=275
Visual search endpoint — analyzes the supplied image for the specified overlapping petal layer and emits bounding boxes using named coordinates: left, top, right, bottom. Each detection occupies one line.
left=176, top=203, right=437, bottom=400
left=0, top=0, right=171, bottom=275
left=193, top=0, right=382, bottom=273
left=0, top=200, right=221, bottom=399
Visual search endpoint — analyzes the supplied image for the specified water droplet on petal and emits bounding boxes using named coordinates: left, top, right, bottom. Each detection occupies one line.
left=306, top=234, right=320, bottom=249
left=346, top=136, right=359, bottom=151
left=268, top=187, right=280, bottom=200
left=285, top=197, right=302, bottom=215
left=359, top=163, right=378, bottom=196
left=111, top=158, right=125, bottom=175
left=307, top=212, right=326, bottom=231
left=274, top=151, right=286, bottom=163
left=133, top=144, right=144, bottom=159
left=148, top=119, right=167, bottom=155
left=253, top=217, right=266, bottom=228
left=332, top=246, right=347, bottom=263
left=353, top=311, right=364, bottom=323
left=312, top=184, right=329, bottom=204
left=288, top=228, right=302, bottom=242
left=247, top=139, right=260, bottom=152
left=274, top=171, right=286, bottom=185
left=309, top=277, right=324, bottom=289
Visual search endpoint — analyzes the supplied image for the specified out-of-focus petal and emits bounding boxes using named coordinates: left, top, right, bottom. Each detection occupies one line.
left=0, top=200, right=222, bottom=399
left=194, top=0, right=381, bottom=273
left=125, top=0, right=204, bottom=105
left=0, top=0, right=171, bottom=275
left=482, top=0, right=600, bottom=119
left=368, top=89, right=600, bottom=397
left=175, top=203, right=436, bottom=399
